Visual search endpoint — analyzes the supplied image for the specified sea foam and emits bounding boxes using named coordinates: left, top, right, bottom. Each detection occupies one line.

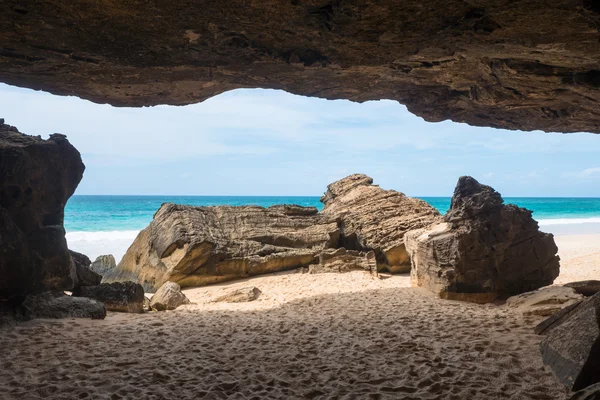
left=66, top=230, right=140, bottom=264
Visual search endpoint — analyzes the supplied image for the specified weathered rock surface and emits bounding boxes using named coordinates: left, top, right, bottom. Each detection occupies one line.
left=405, top=176, right=560, bottom=303
left=535, top=300, right=585, bottom=335
left=73, top=282, right=145, bottom=313
left=70, top=250, right=102, bottom=288
left=150, top=282, right=190, bottom=311
left=91, top=254, right=117, bottom=277
left=1, top=1, right=600, bottom=133
left=214, top=287, right=262, bottom=303
left=565, top=281, right=600, bottom=297
left=569, top=383, right=600, bottom=400
left=540, top=292, right=600, bottom=391
left=20, top=291, right=106, bottom=319
left=106, top=203, right=340, bottom=290
left=0, top=119, right=84, bottom=300
left=507, top=287, right=583, bottom=316
left=309, top=248, right=377, bottom=274
left=321, top=174, right=442, bottom=273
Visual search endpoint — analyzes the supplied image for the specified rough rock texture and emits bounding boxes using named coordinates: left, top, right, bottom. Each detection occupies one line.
left=535, top=301, right=585, bottom=335
left=565, top=281, right=600, bottom=297
left=0, top=119, right=84, bottom=300
left=20, top=291, right=106, bottom=320
left=214, top=287, right=262, bottom=303
left=507, top=287, right=583, bottom=316
left=405, top=176, right=560, bottom=303
left=1, top=1, right=600, bottom=133
left=91, top=254, right=117, bottom=277
left=309, top=248, right=377, bottom=274
left=150, top=282, right=190, bottom=311
left=570, top=383, right=600, bottom=400
left=73, top=282, right=145, bottom=313
left=321, top=174, right=442, bottom=273
left=106, top=203, right=340, bottom=290
left=70, top=250, right=102, bottom=288
left=540, top=292, right=600, bottom=391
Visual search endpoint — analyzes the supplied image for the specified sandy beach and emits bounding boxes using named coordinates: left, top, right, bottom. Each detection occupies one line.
left=1, top=233, right=597, bottom=399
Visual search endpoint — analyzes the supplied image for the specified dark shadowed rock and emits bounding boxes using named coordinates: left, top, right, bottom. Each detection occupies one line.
left=535, top=301, right=584, bottom=336
left=91, top=254, right=117, bottom=276
left=405, top=176, right=560, bottom=303
left=214, top=287, right=261, bottom=303
left=565, top=281, right=600, bottom=297
left=569, top=383, right=600, bottom=400
left=20, top=291, right=106, bottom=319
left=320, top=174, right=442, bottom=273
left=309, top=248, right=377, bottom=275
left=507, top=287, right=583, bottom=317
left=105, top=203, right=340, bottom=290
left=70, top=250, right=102, bottom=288
left=0, top=120, right=84, bottom=299
left=540, top=292, right=600, bottom=391
left=150, top=282, right=190, bottom=311
left=74, top=282, right=145, bottom=313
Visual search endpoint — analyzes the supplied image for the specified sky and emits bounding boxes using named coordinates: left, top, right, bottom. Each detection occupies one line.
left=2, top=82, right=600, bottom=197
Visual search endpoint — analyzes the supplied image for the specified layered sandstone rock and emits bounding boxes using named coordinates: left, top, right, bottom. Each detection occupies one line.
left=213, top=287, right=262, bottom=303
left=565, top=281, right=600, bottom=297
left=405, top=176, right=560, bottom=303
left=105, top=203, right=340, bottom=290
left=507, top=287, right=583, bottom=317
left=0, top=119, right=84, bottom=300
left=73, top=282, right=145, bottom=313
left=540, top=292, right=600, bottom=392
left=320, top=174, right=442, bottom=273
left=309, top=248, right=377, bottom=275
left=1, top=1, right=600, bottom=133
left=91, top=254, right=117, bottom=277
left=150, top=282, right=190, bottom=311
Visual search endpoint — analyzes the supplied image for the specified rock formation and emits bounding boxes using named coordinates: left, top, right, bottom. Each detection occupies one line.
left=507, top=287, right=583, bottom=317
left=70, top=250, right=102, bottom=288
left=540, top=292, right=600, bottom=392
left=19, top=292, right=106, bottom=320
left=1, top=1, right=600, bottom=133
left=565, top=281, right=600, bottom=297
left=569, top=383, right=600, bottom=400
left=308, top=248, right=377, bottom=275
left=320, top=174, right=442, bottom=273
left=73, top=282, right=145, bottom=313
left=214, top=287, right=262, bottom=303
left=0, top=119, right=84, bottom=300
left=150, top=282, right=190, bottom=311
left=405, top=176, right=560, bottom=303
left=90, top=254, right=117, bottom=277
left=105, top=203, right=340, bottom=290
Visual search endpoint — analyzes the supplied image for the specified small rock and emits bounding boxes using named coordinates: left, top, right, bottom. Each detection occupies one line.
left=507, top=286, right=583, bottom=316
left=20, top=291, right=106, bottom=319
left=214, top=287, right=262, bottom=303
left=70, top=250, right=102, bottom=288
left=150, top=282, right=190, bottom=311
left=73, top=282, right=145, bottom=313
left=90, top=254, right=117, bottom=276
left=564, top=281, right=600, bottom=297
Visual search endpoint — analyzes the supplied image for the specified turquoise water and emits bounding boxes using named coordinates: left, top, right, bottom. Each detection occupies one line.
left=65, top=195, right=600, bottom=232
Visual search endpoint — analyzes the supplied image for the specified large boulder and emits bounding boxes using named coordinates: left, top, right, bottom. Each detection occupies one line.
left=150, top=282, right=190, bottom=311
left=405, top=176, right=560, bottom=303
left=320, top=174, right=442, bottom=273
left=0, top=119, right=84, bottom=299
left=105, top=203, right=340, bottom=290
left=73, top=282, right=145, bottom=313
left=90, top=254, right=117, bottom=276
left=540, top=292, right=600, bottom=392
left=20, top=291, right=106, bottom=319
left=309, top=248, right=377, bottom=275
left=70, top=250, right=102, bottom=288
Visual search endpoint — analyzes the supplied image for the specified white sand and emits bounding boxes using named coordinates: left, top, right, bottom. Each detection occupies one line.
left=3, top=233, right=598, bottom=399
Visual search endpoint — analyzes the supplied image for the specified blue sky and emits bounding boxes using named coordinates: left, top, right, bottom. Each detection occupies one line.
left=2, top=82, right=600, bottom=197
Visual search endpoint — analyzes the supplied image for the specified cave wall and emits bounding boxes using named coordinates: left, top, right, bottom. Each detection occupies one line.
left=0, top=0, right=599, bottom=133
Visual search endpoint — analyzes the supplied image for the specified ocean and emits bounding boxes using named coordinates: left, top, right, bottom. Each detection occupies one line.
left=65, top=195, right=600, bottom=262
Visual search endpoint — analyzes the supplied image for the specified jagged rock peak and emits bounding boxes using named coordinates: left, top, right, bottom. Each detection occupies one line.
left=446, top=176, right=504, bottom=222
left=320, top=174, right=375, bottom=206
